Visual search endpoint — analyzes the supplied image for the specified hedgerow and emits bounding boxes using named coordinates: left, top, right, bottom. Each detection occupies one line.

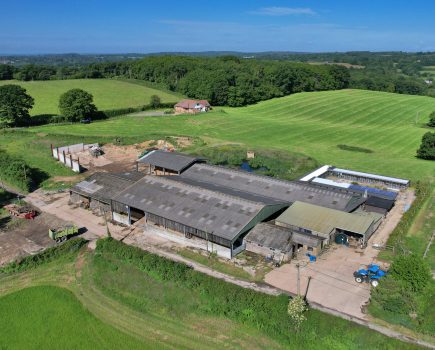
left=386, top=181, right=432, bottom=248
left=0, top=238, right=88, bottom=274
left=95, top=238, right=422, bottom=348
left=96, top=238, right=291, bottom=341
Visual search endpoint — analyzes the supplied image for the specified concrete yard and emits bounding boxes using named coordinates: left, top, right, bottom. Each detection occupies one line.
left=265, top=189, right=415, bottom=320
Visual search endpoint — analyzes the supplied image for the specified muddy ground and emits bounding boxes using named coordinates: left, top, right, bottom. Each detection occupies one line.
left=52, top=137, right=194, bottom=183
left=0, top=211, right=66, bottom=266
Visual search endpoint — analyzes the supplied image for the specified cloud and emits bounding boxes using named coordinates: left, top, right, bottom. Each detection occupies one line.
left=249, top=7, right=316, bottom=16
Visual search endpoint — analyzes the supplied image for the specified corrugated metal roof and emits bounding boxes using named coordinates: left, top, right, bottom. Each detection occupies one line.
left=112, top=176, right=285, bottom=242
left=182, top=163, right=362, bottom=212
left=137, top=150, right=204, bottom=172
left=246, top=222, right=323, bottom=250
left=245, top=223, right=293, bottom=252
left=276, top=201, right=382, bottom=236
left=167, top=176, right=285, bottom=205
left=71, top=172, right=144, bottom=204
left=331, top=168, right=409, bottom=185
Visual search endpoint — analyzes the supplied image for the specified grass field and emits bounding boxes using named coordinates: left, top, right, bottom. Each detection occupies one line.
left=0, top=286, right=148, bottom=350
left=28, top=89, right=435, bottom=181
left=0, top=239, right=424, bottom=350
left=0, top=79, right=182, bottom=115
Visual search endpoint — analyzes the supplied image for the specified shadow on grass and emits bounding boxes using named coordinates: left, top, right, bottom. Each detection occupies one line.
left=0, top=216, right=11, bottom=230
left=29, top=167, right=50, bottom=192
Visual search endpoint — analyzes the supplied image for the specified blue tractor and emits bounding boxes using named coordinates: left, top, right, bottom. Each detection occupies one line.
left=353, top=264, right=387, bottom=287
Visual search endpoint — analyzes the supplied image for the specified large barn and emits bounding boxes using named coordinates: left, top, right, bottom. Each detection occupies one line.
left=111, top=175, right=288, bottom=258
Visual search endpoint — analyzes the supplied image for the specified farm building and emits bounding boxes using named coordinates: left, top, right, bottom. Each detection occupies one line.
left=300, top=165, right=410, bottom=190
left=244, top=222, right=323, bottom=261
left=174, top=99, right=211, bottom=114
left=111, top=175, right=288, bottom=258
left=136, top=150, right=205, bottom=175
left=328, top=167, right=409, bottom=189
left=181, top=163, right=364, bottom=212
left=362, top=196, right=395, bottom=216
left=69, top=151, right=401, bottom=259
left=275, top=201, right=383, bottom=247
left=70, top=172, right=144, bottom=213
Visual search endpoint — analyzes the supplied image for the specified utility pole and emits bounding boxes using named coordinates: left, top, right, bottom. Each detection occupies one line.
left=296, top=263, right=301, bottom=296
left=102, top=208, right=111, bottom=238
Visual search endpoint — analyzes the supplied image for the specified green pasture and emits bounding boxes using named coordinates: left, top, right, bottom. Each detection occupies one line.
left=0, top=286, right=148, bottom=350
left=29, top=89, right=435, bottom=181
left=0, top=79, right=181, bottom=116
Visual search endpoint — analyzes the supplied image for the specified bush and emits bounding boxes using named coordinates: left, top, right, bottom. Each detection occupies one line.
left=416, top=132, right=435, bottom=160
left=150, top=95, right=161, bottom=108
left=428, top=111, right=435, bottom=127
left=389, top=254, right=431, bottom=293
left=0, top=238, right=88, bottom=274
left=0, top=150, right=32, bottom=191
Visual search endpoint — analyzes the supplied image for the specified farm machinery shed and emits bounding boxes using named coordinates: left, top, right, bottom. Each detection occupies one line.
left=276, top=201, right=383, bottom=246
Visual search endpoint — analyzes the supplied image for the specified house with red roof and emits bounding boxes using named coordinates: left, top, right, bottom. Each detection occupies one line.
left=174, top=99, right=211, bottom=114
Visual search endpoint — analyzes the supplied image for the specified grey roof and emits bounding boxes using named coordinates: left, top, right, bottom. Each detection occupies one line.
left=245, top=223, right=293, bottom=252
left=71, top=172, right=144, bottom=204
left=245, top=222, right=323, bottom=251
left=137, top=150, right=205, bottom=172
left=170, top=176, right=286, bottom=205
left=182, top=164, right=362, bottom=212
left=291, top=231, right=323, bottom=247
left=112, top=176, right=279, bottom=242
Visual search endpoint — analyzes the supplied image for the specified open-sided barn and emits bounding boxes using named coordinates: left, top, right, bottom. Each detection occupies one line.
left=137, top=150, right=205, bottom=175
left=275, top=201, right=383, bottom=246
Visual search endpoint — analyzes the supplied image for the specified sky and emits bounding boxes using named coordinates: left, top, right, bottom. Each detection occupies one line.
left=2, top=0, right=435, bottom=54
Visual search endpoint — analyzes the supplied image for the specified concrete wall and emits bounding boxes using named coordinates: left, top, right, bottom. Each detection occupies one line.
left=113, top=212, right=130, bottom=225
left=245, top=241, right=291, bottom=262
left=143, top=223, right=232, bottom=259
left=52, top=143, right=98, bottom=173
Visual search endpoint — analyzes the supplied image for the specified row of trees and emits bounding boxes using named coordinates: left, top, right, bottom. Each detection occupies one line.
left=0, top=56, right=351, bottom=106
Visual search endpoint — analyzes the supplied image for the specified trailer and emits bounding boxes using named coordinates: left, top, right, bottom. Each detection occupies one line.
left=48, top=225, right=78, bottom=243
